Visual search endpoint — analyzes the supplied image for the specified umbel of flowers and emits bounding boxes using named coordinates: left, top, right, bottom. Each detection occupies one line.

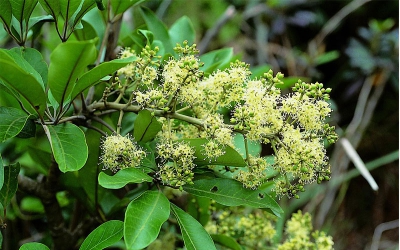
left=99, top=41, right=337, bottom=198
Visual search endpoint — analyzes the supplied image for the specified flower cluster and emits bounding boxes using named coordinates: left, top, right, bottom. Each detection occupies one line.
left=278, top=210, right=334, bottom=250
left=100, top=134, right=146, bottom=172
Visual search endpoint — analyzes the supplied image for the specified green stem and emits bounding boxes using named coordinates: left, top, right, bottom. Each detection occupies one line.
left=117, top=110, right=124, bottom=134
left=243, top=135, right=251, bottom=166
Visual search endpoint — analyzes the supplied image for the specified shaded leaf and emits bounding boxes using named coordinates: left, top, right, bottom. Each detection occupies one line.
left=133, top=109, right=162, bottom=143
left=0, top=155, right=3, bottom=190
left=43, top=123, right=88, bottom=172
left=19, top=242, right=50, bottom=250
left=200, top=48, right=233, bottom=74
left=16, top=118, right=36, bottom=139
left=169, top=16, right=195, bottom=46
left=9, top=0, right=37, bottom=25
left=0, top=163, right=20, bottom=208
left=98, top=168, right=152, bottom=189
left=124, top=191, right=169, bottom=250
left=211, top=234, right=241, bottom=250
left=79, top=220, right=123, bottom=250
left=171, top=203, right=216, bottom=250
left=20, top=196, right=44, bottom=213
left=140, top=7, right=174, bottom=55
left=182, top=138, right=246, bottom=167
left=0, top=0, right=12, bottom=28
left=0, top=106, right=30, bottom=142
left=48, top=40, right=97, bottom=105
left=71, top=56, right=137, bottom=100
left=38, top=0, right=61, bottom=22
left=183, top=178, right=283, bottom=217
left=233, top=133, right=261, bottom=158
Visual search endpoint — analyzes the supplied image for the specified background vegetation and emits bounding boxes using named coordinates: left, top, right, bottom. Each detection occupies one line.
left=0, top=0, right=398, bottom=249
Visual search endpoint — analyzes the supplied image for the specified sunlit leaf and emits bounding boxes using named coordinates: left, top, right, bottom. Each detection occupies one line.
left=124, top=191, right=169, bottom=250
left=43, top=123, right=88, bottom=172
left=19, top=242, right=50, bottom=250
left=79, top=220, right=123, bottom=250
left=98, top=168, right=152, bottom=189
left=171, top=203, right=216, bottom=250
left=169, top=16, right=195, bottom=45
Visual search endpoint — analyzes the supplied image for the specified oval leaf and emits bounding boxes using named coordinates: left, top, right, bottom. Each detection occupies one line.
left=48, top=40, right=97, bottom=105
left=71, top=56, right=137, bottom=100
left=182, top=139, right=246, bottom=167
left=0, top=0, right=12, bottom=27
left=169, top=16, right=195, bottom=45
left=111, top=0, right=145, bottom=16
left=43, top=123, right=88, bottom=172
left=211, top=234, right=242, bottom=250
left=124, top=191, right=170, bottom=250
left=0, top=106, right=30, bottom=142
left=0, top=163, right=20, bottom=208
left=98, top=168, right=152, bottom=189
left=79, top=220, right=123, bottom=250
left=171, top=203, right=216, bottom=250
left=19, top=242, right=50, bottom=250
left=133, top=109, right=162, bottom=143
left=183, top=178, right=283, bottom=217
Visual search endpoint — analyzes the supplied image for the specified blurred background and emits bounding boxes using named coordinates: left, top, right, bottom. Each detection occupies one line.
left=139, top=0, right=399, bottom=249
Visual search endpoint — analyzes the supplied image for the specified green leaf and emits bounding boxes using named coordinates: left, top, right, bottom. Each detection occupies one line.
left=16, top=118, right=36, bottom=139
left=19, top=242, right=50, bottom=250
left=140, top=7, right=174, bottom=55
left=43, top=123, right=88, bottom=172
left=0, top=155, right=3, bottom=190
left=38, top=0, right=61, bottom=22
left=20, top=196, right=44, bottom=213
left=79, top=220, right=124, bottom=250
left=233, top=133, right=261, bottom=158
left=182, top=139, right=246, bottom=167
left=0, top=163, right=20, bottom=208
left=10, top=47, right=48, bottom=85
left=0, top=50, right=46, bottom=114
left=314, top=50, right=339, bottom=66
left=111, top=0, right=145, bottom=16
left=98, top=168, right=152, bottom=189
left=0, top=0, right=12, bottom=27
left=169, top=16, right=195, bottom=45
left=71, top=56, right=137, bottom=100
left=279, top=76, right=310, bottom=90
left=200, top=48, right=233, bottom=74
left=211, top=234, right=241, bottom=250
left=48, top=40, right=97, bottom=105
left=133, top=109, right=162, bottom=143
left=183, top=178, right=283, bottom=217
left=0, top=106, right=31, bottom=142
left=171, top=203, right=216, bottom=250
left=9, top=0, right=38, bottom=25
left=124, top=191, right=170, bottom=250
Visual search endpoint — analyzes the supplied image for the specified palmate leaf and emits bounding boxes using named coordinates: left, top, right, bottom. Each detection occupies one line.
left=183, top=178, right=283, bottom=217
left=43, top=123, right=88, bottom=172
left=124, top=191, right=169, bottom=250
left=98, top=168, right=152, bottom=189
left=79, top=220, right=123, bottom=250
left=171, top=203, right=216, bottom=250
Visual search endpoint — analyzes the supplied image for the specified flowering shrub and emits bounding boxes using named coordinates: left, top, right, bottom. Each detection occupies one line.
left=0, top=1, right=336, bottom=249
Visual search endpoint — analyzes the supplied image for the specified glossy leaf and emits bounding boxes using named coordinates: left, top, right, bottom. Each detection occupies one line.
left=0, top=0, right=12, bottom=27
left=169, top=16, right=195, bottom=46
left=19, top=242, right=50, bottom=250
left=124, top=191, right=169, bottom=250
left=171, top=203, right=216, bottom=250
left=133, top=109, right=162, bottom=143
left=183, top=178, right=283, bottom=217
left=98, top=168, right=152, bottom=189
left=0, top=163, right=20, bottom=208
left=111, top=0, right=145, bottom=16
left=0, top=106, right=31, bottom=142
left=140, top=7, right=174, bottom=55
left=71, top=56, right=137, bottom=100
left=10, top=47, right=48, bottom=85
left=0, top=50, right=46, bottom=114
left=43, top=123, right=88, bottom=173
left=211, top=234, right=241, bottom=250
left=79, top=220, right=123, bottom=250
left=182, top=138, right=246, bottom=167
left=48, top=40, right=97, bottom=105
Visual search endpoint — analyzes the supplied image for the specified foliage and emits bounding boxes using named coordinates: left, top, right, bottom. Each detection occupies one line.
left=0, top=1, right=345, bottom=249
